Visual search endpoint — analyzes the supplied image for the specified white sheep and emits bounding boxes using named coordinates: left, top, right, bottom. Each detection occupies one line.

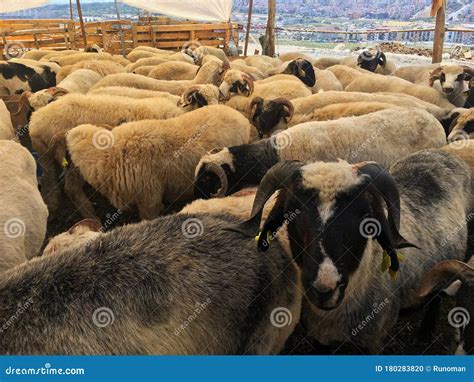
left=0, top=100, right=14, bottom=140
left=56, top=60, right=125, bottom=82
left=0, top=140, right=48, bottom=273
left=91, top=60, right=226, bottom=96
left=27, top=69, right=103, bottom=110
left=88, top=86, right=180, bottom=102
left=66, top=105, right=252, bottom=220
left=148, top=61, right=199, bottom=80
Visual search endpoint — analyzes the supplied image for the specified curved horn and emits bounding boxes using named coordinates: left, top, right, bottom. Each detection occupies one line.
left=250, top=96, right=264, bottom=111
left=429, top=67, right=443, bottom=87
left=418, top=260, right=474, bottom=298
left=273, top=98, right=294, bottom=121
left=243, top=75, right=254, bottom=96
left=181, top=87, right=199, bottom=106
left=461, top=65, right=474, bottom=80
left=229, top=161, right=304, bottom=238
left=206, top=162, right=229, bottom=198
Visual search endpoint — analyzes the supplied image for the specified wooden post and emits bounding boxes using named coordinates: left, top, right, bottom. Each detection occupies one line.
left=244, top=0, right=253, bottom=56
left=264, top=0, right=276, bottom=57
left=69, top=0, right=73, bottom=20
left=76, top=0, right=88, bottom=48
left=432, top=1, right=445, bottom=63
left=115, top=0, right=126, bottom=57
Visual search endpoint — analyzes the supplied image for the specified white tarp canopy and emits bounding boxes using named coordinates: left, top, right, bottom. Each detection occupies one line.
left=0, top=0, right=49, bottom=13
left=121, top=0, right=232, bottom=22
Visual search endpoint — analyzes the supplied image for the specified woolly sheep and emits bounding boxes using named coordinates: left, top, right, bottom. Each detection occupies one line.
left=9, top=58, right=61, bottom=74
left=66, top=105, right=252, bottom=220
left=0, top=140, right=48, bottom=273
left=248, top=90, right=453, bottom=137
left=194, top=107, right=447, bottom=199
left=148, top=61, right=199, bottom=81
left=327, top=64, right=369, bottom=88
left=0, top=100, right=14, bottom=140
left=313, top=57, right=341, bottom=69
left=27, top=69, right=103, bottom=110
left=345, top=73, right=456, bottom=109
left=127, top=50, right=193, bottom=64
left=125, top=55, right=189, bottom=73
left=393, top=64, right=440, bottom=84
left=0, top=209, right=300, bottom=354
left=91, top=60, right=225, bottom=96
left=229, top=150, right=471, bottom=352
left=177, top=84, right=221, bottom=110
left=56, top=60, right=125, bottom=83
left=29, top=94, right=186, bottom=219
left=88, top=86, right=180, bottom=102
left=49, top=52, right=129, bottom=67
left=429, top=65, right=473, bottom=107
left=245, top=56, right=283, bottom=76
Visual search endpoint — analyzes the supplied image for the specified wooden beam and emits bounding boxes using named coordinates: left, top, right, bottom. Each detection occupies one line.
left=76, top=0, right=88, bottom=47
left=69, top=0, right=73, bottom=20
left=264, top=0, right=276, bottom=56
left=432, top=2, right=445, bottom=63
left=114, top=0, right=126, bottom=57
left=244, top=0, right=253, bottom=56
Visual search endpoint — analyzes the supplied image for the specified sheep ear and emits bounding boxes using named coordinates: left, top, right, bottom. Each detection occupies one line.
left=429, top=67, right=443, bottom=86
left=208, top=147, right=222, bottom=155
left=377, top=52, right=387, bottom=67
left=68, top=219, right=102, bottom=234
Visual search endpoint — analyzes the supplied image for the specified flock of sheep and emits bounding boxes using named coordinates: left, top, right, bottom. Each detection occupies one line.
left=0, top=44, right=473, bottom=355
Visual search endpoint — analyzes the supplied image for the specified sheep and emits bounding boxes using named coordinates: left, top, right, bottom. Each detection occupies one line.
left=148, top=61, right=199, bottom=81
left=0, top=140, right=48, bottom=273
left=29, top=94, right=187, bottom=219
left=130, top=46, right=171, bottom=55
left=228, top=149, right=471, bottom=352
left=26, top=69, right=103, bottom=110
left=0, top=208, right=301, bottom=355
left=417, top=259, right=474, bottom=355
left=66, top=105, right=253, bottom=220
left=230, top=61, right=266, bottom=80
left=245, top=56, right=283, bottom=76
left=313, top=56, right=341, bottom=70
left=132, top=66, right=159, bottom=76
left=49, top=52, right=130, bottom=67
left=0, top=99, right=14, bottom=140
left=429, top=65, right=473, bottom=107
left=177, top=84, right=221, bottom=111
left=194, top=107, right=447, bottom=199
left=56, top=60, right=125, bottom=83
left=340, top=50, right=396, bottom=75
left=22, top=49, right=65, bottom=61
left=393, top=63, right=440, bottom=84
left=127, top=50, right=193, bottom=64
left=447, top=108, right=474, bottom=142
left=345, top=73, right=456, bottom=109
left=327, top=64, right=369, bottom=88
left=279, top=52, right=315, bottom=63
left=88, top=86, right=180, bottom=103
left=125, top=54, right=190, bottom=73
left=9, top=58, right=61, bottom=75
left=0, top=62, right=56, bottom=95
left=91, top=60, right=226, bottom=96
left=38, top=49, right=82, bottom=62
left=187, top=46, right=229, bottom=66
left=247, top=91, right=452, bottom=137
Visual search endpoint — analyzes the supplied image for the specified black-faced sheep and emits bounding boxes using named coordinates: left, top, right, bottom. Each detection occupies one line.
left=447, top=108, right=474, bottom=142
left=229, top=149, right=471, bottom=352
left=194, top=107, right=446, bottom=199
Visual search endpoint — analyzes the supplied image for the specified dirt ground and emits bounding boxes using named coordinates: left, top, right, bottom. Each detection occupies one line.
left=46, top=184, right=458, bottom=356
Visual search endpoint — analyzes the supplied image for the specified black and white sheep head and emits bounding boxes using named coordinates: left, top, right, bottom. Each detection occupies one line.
left=218, top=69, right=254, bottom=99
left=447, top=109, right=474, bottom=142
left=229, top=160, right=417, bottom=310
left=430, top=65, right=474, bottom=94
left=357, top=49, right=386, bottom=72
left=194, top=148, right=234, bottom=199
left=282, top=59, right=316, bottom=87
left=250, top=97, right=294, bottom=138
left=178, top=85, right=221, bottom=110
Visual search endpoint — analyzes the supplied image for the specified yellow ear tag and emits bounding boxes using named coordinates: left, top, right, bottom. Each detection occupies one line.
left=396, top=252, right=405, bottom=263
left=267, top=231, right=273, bottom=242
left=381, top=251, right=391, bottom=272
left=255, top=232, right=261, bottom=242
left=61, top=157, right=69, bottom=168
